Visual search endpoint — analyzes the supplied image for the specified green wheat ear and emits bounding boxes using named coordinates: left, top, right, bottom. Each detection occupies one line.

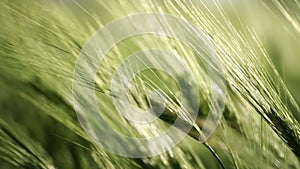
left=0, top=0, right=300, bottom=169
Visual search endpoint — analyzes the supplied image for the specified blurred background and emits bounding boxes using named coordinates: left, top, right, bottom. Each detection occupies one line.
left=0, top=0, right=299, bottom=168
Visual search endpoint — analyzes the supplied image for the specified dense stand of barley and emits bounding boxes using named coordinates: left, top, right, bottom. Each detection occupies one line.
left=0, top=0, right=299, bottom=168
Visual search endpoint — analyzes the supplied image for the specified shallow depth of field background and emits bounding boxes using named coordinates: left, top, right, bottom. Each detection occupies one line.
left=0, top=0, right=299, bottom=169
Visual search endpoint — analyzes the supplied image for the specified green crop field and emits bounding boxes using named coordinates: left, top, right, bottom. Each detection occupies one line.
left=0, top=0, right=299, bottom=168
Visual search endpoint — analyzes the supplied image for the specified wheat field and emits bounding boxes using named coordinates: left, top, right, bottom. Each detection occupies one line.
left=0, top=0, right=300, bottom=168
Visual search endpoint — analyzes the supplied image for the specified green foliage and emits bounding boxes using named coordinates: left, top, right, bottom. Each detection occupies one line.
left=0, top=0, right=299, bottom=168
